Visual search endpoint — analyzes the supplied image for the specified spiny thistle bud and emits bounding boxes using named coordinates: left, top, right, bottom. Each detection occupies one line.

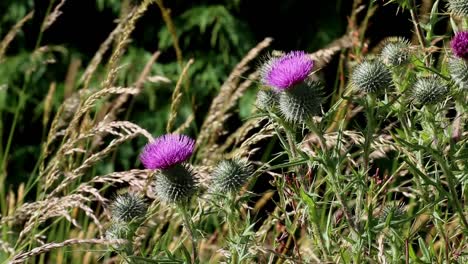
left=105, top=221, right=131, bottom=240
left=260, top=50, right=314, bottom=91
left=278, top=80, right=323, bottom=124
left=380, top=37, right=411, bottom=66
left=450, top=31, right=468, bottom=60
left=448, top=56, right=468, bottom=90
left=211, top=159, right=253, bottom=193
left=155, top=164, right=198, bottom=204
left=379, top=201, right=406, bottom=223
left=411, top=75, right=449, bottom=105
left=256, top=89, right=278, bottom=112
left=139, top=134, right=195, bottom=170
left=447, top=0, right=468, bottom=17
left=351, top=59, right=393, bottom=94
left=111, top=193, right=148, bottom=222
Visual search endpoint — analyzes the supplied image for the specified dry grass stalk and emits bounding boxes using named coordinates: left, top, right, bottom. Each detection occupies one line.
left=0, top=11, right=34, bottom=62
left=197, top=37, right=273, bottom=148
left=14, top=194, right=103, bottom=243
left=79, top=23, right=123, bottom=88
left=155, top=0, right=183, bottom=66
left=310, top=34, right=354, bottom=68
left=174, top=113, right=194, bottom=134
left=167, top=58, right=194, bottom=133
left=41, top=0, right=67, bottom=32
left=103, top=0, right=153, bottom=90
left=46, top=120, right=152, bottom=193
left=64, top=58, right=82, bottom=99
left=43, top=82, right=56, bottom=128
left=0, top=239, right=14, bottom=255
left=10, top=238, right=126, bottom=264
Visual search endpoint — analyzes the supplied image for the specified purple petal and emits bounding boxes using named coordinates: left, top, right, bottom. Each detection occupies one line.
left=451, top=31, right=468, bottom=60
left=139, top=134, right=195, bottom=170
left=261, top=51, right=314, bottom=91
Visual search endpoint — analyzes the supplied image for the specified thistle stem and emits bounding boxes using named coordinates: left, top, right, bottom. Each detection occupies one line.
left=179, top=204, right=198, bottom=264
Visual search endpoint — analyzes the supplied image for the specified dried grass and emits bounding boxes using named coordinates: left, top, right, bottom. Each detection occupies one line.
left=0, top=11, right=34, bottom=62
left=10, top=238, right=126, bottom=264
left=197, top=37, right=273, bottom=155
left=41, top=0, right=67, bottom=32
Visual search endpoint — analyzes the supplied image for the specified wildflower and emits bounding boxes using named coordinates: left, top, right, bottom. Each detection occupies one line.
left=411, top=75, right=449, bottom=105
left=447, top=0, right=468, bottom=17
left=140, top=134, right=198, bottom=204
left=260, top=51, right=314, bottom=91
left=451, top=31, right=468, bottom=60
left=211, top=159, right=253, bottom=193
left=448, top=56, right=468, bottom=90
left=278, top=79, right=324, bottom=124
left=380, top=37, right=411, bottom=66
left=139, top=134, right=195, bottom=170
left=110, top=193, right=148, bottom=222
left=351, top=59, right=393, bottom=94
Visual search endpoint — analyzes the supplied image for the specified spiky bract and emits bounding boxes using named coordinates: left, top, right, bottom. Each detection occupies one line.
left=155, top=164, right=197, bottom=204
left=448, top=56, right=468, bottom=90
left=256, top=89, right=279, bottom=112
left=211, top=159, right=253, bottom=193
left=447, top=0, right=468, bottom=17
left=351, top=60, right=393, bottom=94
left=412, top=75, right=449, bottom=105
left=111, top=193, right=148, bottom=222
left=380, top=37, right=411, bottom=66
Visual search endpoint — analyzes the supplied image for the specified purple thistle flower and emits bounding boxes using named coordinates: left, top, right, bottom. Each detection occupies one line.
left=140, top=134, right=195, bottom=170
left=451, top=31, right=468, bottom=60
left=261, top=51, right=314, bottom=91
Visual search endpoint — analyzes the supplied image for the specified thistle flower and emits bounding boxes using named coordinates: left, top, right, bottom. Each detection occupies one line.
left=351, top=59, right=393, bottom=94
left=411, top=75, right=449, bottom=105
left=260, top=51, right=314, bottom=91
left=447, top=0, right=468, bottom=17
left=451, top=31, right=468, bottom=60
left=380, top=37, right=411, bottom=66
left=379, top=201, right=406, bottom=223
left=140, top=134, right=195, bottom=170
left=256, top=89, right=278, bottom=112
left=111, top=193, right=148, bottom=222
left=211, top=159, right=253, bottom=193
left=278, top=80, right=324, bottom=124
left=155, top=164, right=198, bottom=204
left=448, top=56, right=468, bottom=90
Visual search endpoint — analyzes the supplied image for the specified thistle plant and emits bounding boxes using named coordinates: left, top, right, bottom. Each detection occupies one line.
left=210, top=158, right=253, bottom=194
left=140, top=134, right=198, bottom=204
left=139, top=133, right=199, bottom=262
left=411, top=75, right=449, bottom=105
left=259, top=50, right=323, bottom=124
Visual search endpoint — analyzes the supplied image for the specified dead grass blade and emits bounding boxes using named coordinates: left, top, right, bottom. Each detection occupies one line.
left=41, top=0, right=67, bottom=32
left=167, top=58, right=194, bottom=133
left=10, top=238, right=126, bottom=264
left=197, top=37, right=272, bottom=149
left=0, top=11, right=34, bottom=62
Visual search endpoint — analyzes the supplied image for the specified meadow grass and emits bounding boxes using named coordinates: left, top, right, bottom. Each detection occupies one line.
left=0, top=0, right=467, bottom=263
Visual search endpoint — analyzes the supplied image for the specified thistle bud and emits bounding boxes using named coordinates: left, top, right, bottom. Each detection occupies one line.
left=111, top=193, right=148, bottom=222
left=211, top=159, right=253, bottom=193
left=351, top=59, right=393, bottom=94
left=256, top=89, right=278, bottom=112
left=448, top=56, right=468, bottom=90
left=411, top=75, right=449, bottom=105
left=380, top=37, right=411, bottom=66
left=155, top=164, right=198, bottom=204
left=447, top=0, right=468, bottom=17
left=278, top=80, right=324, bottom=124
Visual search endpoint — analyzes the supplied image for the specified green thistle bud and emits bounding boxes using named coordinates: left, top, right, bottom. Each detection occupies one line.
left=105, top=221, right=131, bottom=240
left=155, top=164, right=198, bottom=204
left=211, top=159, right=253, bottom=193
left=111, top=193, right=148, bottom=222
left=380, top=37, right=411, bottom=66
left=448, top=56, right=468, bottom=90
left=447, top=0, right=468, bottom=17
left=411, top=75, right=449, bottom=105
left=379, top=201, right=406, bottom=223
left=278, top=80, right=324, bottom=124
left=256, top=89, right=278, bottom=112
left=351, top=59, right=393, bottom=94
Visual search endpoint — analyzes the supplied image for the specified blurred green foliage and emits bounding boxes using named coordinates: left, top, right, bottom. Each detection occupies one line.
left=0, top=0, right=349, bottom=182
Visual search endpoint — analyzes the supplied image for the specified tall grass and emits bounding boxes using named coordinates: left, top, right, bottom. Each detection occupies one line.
left=0, top=0, right=467, bottom=263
